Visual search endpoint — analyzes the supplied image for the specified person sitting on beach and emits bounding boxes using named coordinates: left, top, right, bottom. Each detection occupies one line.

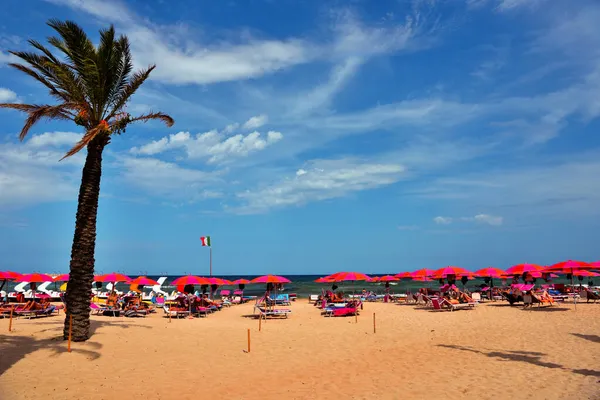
left=458, top=291, right=473, bottom=303
left=106, top=292, right=119, bottom=309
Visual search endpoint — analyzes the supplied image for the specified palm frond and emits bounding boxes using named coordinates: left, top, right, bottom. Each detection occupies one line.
left=61, top=125, right=105, bottom=160
left=106, top=65, right=155, bottom=120
left=128, top=111, right=174, bottom=127
left=0, top=103, right=75, bottom=140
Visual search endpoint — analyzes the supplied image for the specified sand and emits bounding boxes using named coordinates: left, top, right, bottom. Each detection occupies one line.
left=1, top=300, right=599, bottom=400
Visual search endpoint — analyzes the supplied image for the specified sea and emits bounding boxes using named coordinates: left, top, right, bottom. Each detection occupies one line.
left=1, top=274, right=588, bottom=297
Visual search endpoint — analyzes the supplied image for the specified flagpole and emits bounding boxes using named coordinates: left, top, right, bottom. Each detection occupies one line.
left=209, top=246, right=213, bottom=277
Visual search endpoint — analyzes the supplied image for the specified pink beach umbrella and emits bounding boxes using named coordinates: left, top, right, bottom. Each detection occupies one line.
left=505, top=264, right=543, bottom=276
left=0, top=271, right=22, bottom=280
left=432, top=266, right=471, bottom=279
left=324, top=272, right=370, bottom=282
left=474, top=267, right=505, bottom=278
left=15, top=273, right=54, bottom=299
left=171, top=275, right=211, bottom=286
left=0, top=271, right=22, bottom=295
left=53, top=274, right=70, bottom=282
left=410, top=269, right=435, bottom=279
left=375, top=275, right=399, bottom=282
left=251, top=275, right=291, bottom=284
left=314, top=277, right=335, bottom=283
left=95, top=273, right=132, bottom=294
left=16, top=273, right=53, bottom=283
left=130, top=276, right=160, bottom=286
left=232, top=278, right=251, bottom=285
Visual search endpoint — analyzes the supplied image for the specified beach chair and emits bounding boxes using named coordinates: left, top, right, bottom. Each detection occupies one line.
left=471, top=292, right=482, bottom=302
left=275, top=294, right=291, bottom=305
left=163, top=305, right=190, bottom=319
left=254, top=305, right=291, bottom=319
left=309, top=294, right=319, bottom=304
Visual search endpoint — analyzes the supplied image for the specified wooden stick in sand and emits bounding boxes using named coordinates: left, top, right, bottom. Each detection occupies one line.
left=355, top=312, right=358, bottom=323
left=373, top=312, right=376, bottom=334
left=68, top=314, right=73, bottom=353
left=259, top=314, right=262, bottom=331
left=247, top=328, right=251, bottom=353
left=8, top=306, right=14, bottom=332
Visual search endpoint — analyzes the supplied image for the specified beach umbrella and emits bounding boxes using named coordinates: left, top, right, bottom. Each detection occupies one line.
left=432, top=266, right=471, bottom=279
left=394, top=272, right=412, bottom=279
left=95, top=273, right=132, bottom=294
left=0, top=271, right=22, bottom=280
left=314, top=277, right=334, bottom=283
left=474, top=267, right=505, bottom=278
left=505, top=263, right=543, bottom=275
left=0, top=271, right=22, bottom=296
left=172, top=275, right=211, bottom=286
left=572, top=270, right=600, bottom=277
left=53, top=274, right=70, bottom=282
left=15, top=273, right=53, bottom=300
left=369, top=277, right=380, bottom=282
left=251, top=275, right=291, bottom=284
left=130, top=276, right=160, bottom=286
left=544, top=260, right=594, bottom=274
left=324, top=272, right=370, bottom=282
left=232, top=278, right=251, bottom=285
left=410, top=269, right=435, bottom=279
left=94, top=273, right=132, bottom=282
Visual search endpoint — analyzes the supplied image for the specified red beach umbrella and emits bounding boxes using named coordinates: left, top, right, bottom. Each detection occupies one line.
left=394, top=272, right=412, bottom=279
left=369, top=277, right=380, bottom=282
left=0, top=271, right=22, bottom=280
left=572, top=270, right=600, bottom=277
left=376, top=275, right=399, bottom=282
left=314, top=277, right=335, bottom=283
left=505, top=264, right=543, bottom=275
left=410, top=269, right=434, bottom=279
left=474, top=267, right=505, bottom=278
left=232, top=279, right=251, bottom=285
left=171, top=275, right=211, bottom=286
left=94, top=273, right=132, bottom=283
left=432, top=266, right=471, bottom=279
left=324, top=272, right=370, bottom=282
left=544, top=260, right=593, bottom=274
left=53, top=274, right=70, bottom=282
left=251, top=275, right=291, bottom=284
left=16, top=273, right=54, bottom=283
left=205, top=277, right=231, bottom=286
left=130, top=276, right=160, bottom=286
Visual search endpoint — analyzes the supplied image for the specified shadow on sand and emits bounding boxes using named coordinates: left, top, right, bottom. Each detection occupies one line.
left=0, top=319, right=150, bottom=376
left=437, top=344, right=600, bottom=377
left=571, top=333, right=600, bottom=344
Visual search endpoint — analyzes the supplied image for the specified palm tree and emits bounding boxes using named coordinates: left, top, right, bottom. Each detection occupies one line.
left=0, top=20, right=174, bottom=341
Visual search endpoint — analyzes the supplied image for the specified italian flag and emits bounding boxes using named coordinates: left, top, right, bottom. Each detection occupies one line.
left=200, top=236, right=211, bottom=247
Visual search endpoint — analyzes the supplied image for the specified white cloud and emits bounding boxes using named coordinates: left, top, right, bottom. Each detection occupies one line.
left=26, top=131, right=82, bottom=148
left=433, top=216, right=453, bottom=225
left=434, top=214, right=503, bottom=226
left=0, top=88, right=17, bottom=102
left=413, top=153, right=600, bottom=221
left=0, top=52, right=18, bottom=65
left=0, top=132, right=85, bottom=206
left=397, top=225, right=419, bottom=231
left=130, top=121, right=283, bottom=164
left=119, top=157, right=220, bottom=202
left=466, top=0, right=548, bottom=11
left=242, top=115, right=268, bottom=130
left=233, top=158, right=406, bottom=213
left=46, top=0, right=434, bottom=85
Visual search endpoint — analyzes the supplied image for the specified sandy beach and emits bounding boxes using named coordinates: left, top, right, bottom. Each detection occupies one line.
left=1, top=300, right=599, bottom=400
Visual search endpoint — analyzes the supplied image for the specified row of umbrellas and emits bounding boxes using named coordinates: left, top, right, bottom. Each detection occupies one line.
left=314, top=261, right=600, bottom=283
left=0, top=272, right=293, bottom=287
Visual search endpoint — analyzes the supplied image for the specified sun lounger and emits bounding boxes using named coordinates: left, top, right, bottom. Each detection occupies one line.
left=431, top=298, right=474, bottom=311
left=254, top=305, right=291, bottom=319
left=163, top=306, right=190, bottom=318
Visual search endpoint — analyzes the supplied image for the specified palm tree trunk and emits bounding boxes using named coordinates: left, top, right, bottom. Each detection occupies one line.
left=63, top=134, right=108, bottom=341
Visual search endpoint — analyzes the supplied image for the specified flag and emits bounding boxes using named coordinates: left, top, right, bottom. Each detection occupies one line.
left=200, top=236, right=211, bottom=247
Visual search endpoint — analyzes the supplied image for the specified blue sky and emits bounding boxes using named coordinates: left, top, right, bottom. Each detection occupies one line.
left=1, top=0, right=599, bottom=276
